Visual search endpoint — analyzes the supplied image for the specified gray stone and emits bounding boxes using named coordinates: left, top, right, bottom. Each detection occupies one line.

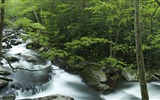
left=82, top=69, right=107, bottom=86
left=96, top=84, right=112, bottom=93
left=92, top=71, right=107, bottom=82
left=3, top=44, right=12, bottom=49
left=0, top=75, right=13, bottom=81
left=27, top=57, right=37, bottom=62
left=0, top=66, right=11, bottom=75
left=0, top=95, right=15, bottom=100
left=2, top=37, right=8, bottom=42
left=122, top=68, right=138, bottom=81
left=0, top=80, right=8, bottom=87
left=6, top=56, right=19, bottom=62
left=10, top=39, right=22, bottom=45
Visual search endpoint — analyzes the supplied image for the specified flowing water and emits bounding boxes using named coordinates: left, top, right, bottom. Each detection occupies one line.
left=1, top=29, right=160, bottom=100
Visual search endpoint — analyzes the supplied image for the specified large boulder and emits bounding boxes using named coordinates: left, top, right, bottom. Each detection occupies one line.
left=82, top=69, right=107, bottom=86
left=122, top=68, right=138, bottom=81
left=81, top=66, right=113, bottom=93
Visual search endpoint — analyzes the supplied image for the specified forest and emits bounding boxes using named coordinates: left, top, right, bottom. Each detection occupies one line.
left=0, top=0, right=160, bottom=100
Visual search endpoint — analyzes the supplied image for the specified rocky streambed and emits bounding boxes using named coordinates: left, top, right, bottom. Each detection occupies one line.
left=1, top=28, right=160, bottom=100
left=0, top=29, right=74, bottom=100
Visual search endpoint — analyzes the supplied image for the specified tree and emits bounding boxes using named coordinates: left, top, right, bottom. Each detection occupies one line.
left=134, top=0, right=149, bottom=100
left=0, top=0, right=5, bottom=51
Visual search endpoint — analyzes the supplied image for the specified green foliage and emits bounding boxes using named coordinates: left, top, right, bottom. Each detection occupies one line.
left=151, top=33, right=160, bottom=48
left=40, top=48, right=69, bottom=60
left=65, top=37, right=113, bottom=49
left=99, top=57, right=127, bottom=69
left=4, top=0, right=160, bottom=70
left=14, top=17, right=32, bottom=27
left=113, top=44, right=134, bottom=54
left=67, top=55, right=85, bottom=64
left=57, top=4, right=71, bottom=13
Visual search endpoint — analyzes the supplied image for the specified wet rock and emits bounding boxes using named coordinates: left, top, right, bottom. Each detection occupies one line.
left=0, top=75, right=13, bottom=81
left=6, top=56, right=19, bottom=62
left=122, top=68, right=138, bottom=81
left=10, top=83, right=22, bottom=90
left=96, top=84, right=112, bottom=93
left=3, top=44, right=12, bottom=49
left=27, top=57, right=37, bottom=62
left=38, top=47, right=48, bottom=53
left=0, top=66, right=11, bottom=75
left=31, top=94, right=74, bottom=100
left=0, top=80, right=8, bottom=87
left=10, top=39, right=22, bottom=45
left=10, top=34, right=17, bottom=39
left=2, top=37, right=8, bottom=42
left=0, top=94, right=15, bottom=100
left=0, top=62, right=3, bottom=65
left=145, top=69, right=160, bottom=81
left=1, top=50, right=6, bottom=54
left=26, top=42, right=41, bottom=50
left=82, top=69, right=106, bottom=86
left=65, top=64, right=84, bottom=74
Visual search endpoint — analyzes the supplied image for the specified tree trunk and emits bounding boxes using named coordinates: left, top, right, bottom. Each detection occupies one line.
left=29, top=0, right=40, bottom=23
left=134, top=0, right=149, bottom=100
left=0, top=0, right=5, bottom=51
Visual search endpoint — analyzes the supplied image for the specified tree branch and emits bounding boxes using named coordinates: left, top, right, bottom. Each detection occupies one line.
left=0, top=53, right=61, bottom=72
left=155, top=0, right=160, bottom=5
left=0, top=53, right=16, bottom=72
left=150, top=4, right=160, bottom=19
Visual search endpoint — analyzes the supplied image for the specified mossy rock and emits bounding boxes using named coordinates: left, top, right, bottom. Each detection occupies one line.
left=82, top=68, right=107, bottom=86
left=122, top=68, right=138, bottom=81
left=96, top=84, right=113, bottom=93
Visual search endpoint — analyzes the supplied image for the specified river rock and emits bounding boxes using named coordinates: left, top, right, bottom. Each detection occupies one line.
left=27, top=57, right=37, bottom=62
left=26, top=94, right=74, bottom=100
left=3, top=44, right=12, bottom=49
left=0, top=80, right=8, bottom=87
left=2, top=37, right=8, bottom=42
left=0, top=66, right=11, bottom=75
left=122, top=68, right=138, bottom=81
left=10, top=34, right=17, bottom=39
left=0, top=94, right=15, bottom=100
left=6, top=56, right=19, bottom=62
left=0, top=75, right=13, bottom=81
left=82, top=69, right=106, bottom=86
left=96, top=84, right=112, bottom=93
left=10, top=39, right=22, bottom=45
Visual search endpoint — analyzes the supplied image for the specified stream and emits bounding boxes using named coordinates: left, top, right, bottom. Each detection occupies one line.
left=1, top=29, right=160, bottom=100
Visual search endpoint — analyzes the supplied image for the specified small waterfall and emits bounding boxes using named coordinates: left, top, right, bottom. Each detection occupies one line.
left=15, top=65, right=104, bottom=100
left=15, top=80, right=51, bottom=98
